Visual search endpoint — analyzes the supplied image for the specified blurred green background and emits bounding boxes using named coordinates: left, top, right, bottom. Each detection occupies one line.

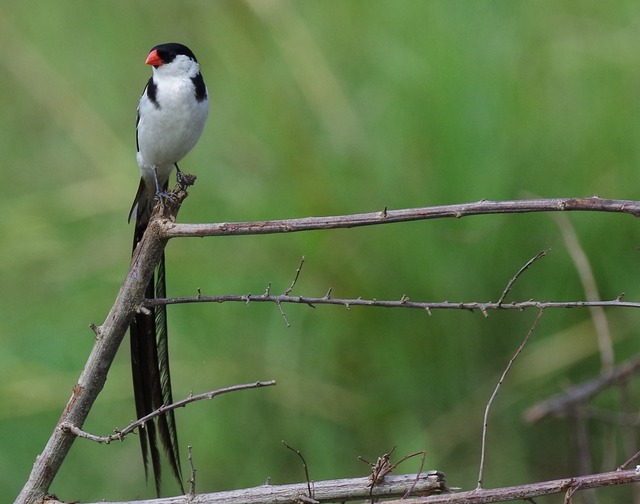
left=2, top=1, right=640, bottom=502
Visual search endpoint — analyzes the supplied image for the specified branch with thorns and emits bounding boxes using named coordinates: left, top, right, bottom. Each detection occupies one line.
left=146, top=250, right=637, bottom=320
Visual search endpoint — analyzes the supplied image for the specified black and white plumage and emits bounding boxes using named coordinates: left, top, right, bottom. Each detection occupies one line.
left=129, top=42, right=208, bottom=496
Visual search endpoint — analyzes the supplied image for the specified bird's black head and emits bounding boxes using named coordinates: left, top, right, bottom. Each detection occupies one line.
left=147, top=43, right=198, bottom=66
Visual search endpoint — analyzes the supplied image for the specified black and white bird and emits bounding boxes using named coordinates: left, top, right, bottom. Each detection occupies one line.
left=129, top=42, right=209, bottom=496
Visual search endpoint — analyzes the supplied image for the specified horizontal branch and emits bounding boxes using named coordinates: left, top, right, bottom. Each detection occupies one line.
left=146, top=292, right=639, bottom=315
left=42, top=468, right=640, bottom=504
left=160, top=197, right=640, bottom=238
left=44, top=471, right=446, bottom=504
left=389, top=469, right=640, bottom=504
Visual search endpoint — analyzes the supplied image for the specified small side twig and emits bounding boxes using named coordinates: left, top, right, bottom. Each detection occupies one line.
left=282, top=441, right=316, bottom=502
left=284, top=256, right=306, bottom=296
left=61, top=380, right=276, bottom=444
left=496, top=250, right=549, bottom=306
left=187, top=445, right=197, bottom=496
left=275, top=256, right=310, bottom=327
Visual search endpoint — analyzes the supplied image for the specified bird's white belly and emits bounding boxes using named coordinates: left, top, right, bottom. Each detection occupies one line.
left=137, top=80, right=208, bottom=183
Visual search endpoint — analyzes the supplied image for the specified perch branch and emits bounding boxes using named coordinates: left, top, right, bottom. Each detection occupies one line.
left=15, top=183, right=192, bottom=504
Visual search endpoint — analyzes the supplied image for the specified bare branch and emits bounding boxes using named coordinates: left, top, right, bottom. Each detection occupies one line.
left=60, top=381, right=276, bottom=444
left=391, top=469, right=640, bottom=504
left=15, top=185, right=192, bottom=504
left=160, top=197, right=640, bottom=239
left=42, top=471, right=446, bottom=504
left=41, top=469, right=640, bottom=504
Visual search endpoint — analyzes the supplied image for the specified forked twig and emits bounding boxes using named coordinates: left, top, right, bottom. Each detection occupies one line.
left=358, top=447, right=426, bottom=501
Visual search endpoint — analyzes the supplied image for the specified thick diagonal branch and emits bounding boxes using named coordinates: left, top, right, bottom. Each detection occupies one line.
left=15, top=200, right=180, bottom=504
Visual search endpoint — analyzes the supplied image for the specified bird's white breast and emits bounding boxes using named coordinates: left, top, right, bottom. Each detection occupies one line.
left=137, top=72, right=208, bottom=185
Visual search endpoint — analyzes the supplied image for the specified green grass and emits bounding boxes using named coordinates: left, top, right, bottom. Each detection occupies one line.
left=2, top=1, right=640, bottom=501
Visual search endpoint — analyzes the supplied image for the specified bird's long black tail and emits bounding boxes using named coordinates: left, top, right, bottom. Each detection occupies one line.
left=130, top=186, right=184, bottom=496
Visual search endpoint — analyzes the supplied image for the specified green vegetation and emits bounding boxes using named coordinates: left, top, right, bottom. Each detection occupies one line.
left=2, top=1, right=640, bottom=501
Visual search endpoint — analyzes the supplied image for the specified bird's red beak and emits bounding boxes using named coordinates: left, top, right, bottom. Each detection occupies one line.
left=145, top=49, right=163, bottom=67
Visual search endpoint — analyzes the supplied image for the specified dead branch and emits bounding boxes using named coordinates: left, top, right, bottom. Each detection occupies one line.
left=40, top=469, right=640, bottom=504
left=42, top=472, right=446, bottom=504
left=20, top=194, right=640, bottom=504
left=15, top=183, right=194, bottom=504
left=390, top=469, right=640, bottom=504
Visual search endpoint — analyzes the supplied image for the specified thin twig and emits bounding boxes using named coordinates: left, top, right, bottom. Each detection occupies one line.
left=282, top=441, right=315, bottom=501
left=496, top=250, right=549, bottom=305
left=187, top=445, right=197, bottom=496
left=477, top=309, right=544, bottom=489
left=276, top=300, right=291, bottom=327
left=61, top=381, right=276, bottom=444
left=284, top=256, right=306, bottom=296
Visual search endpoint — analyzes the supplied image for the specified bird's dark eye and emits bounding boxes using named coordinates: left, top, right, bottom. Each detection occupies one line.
left=158, top=50, right=176, bottom=64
